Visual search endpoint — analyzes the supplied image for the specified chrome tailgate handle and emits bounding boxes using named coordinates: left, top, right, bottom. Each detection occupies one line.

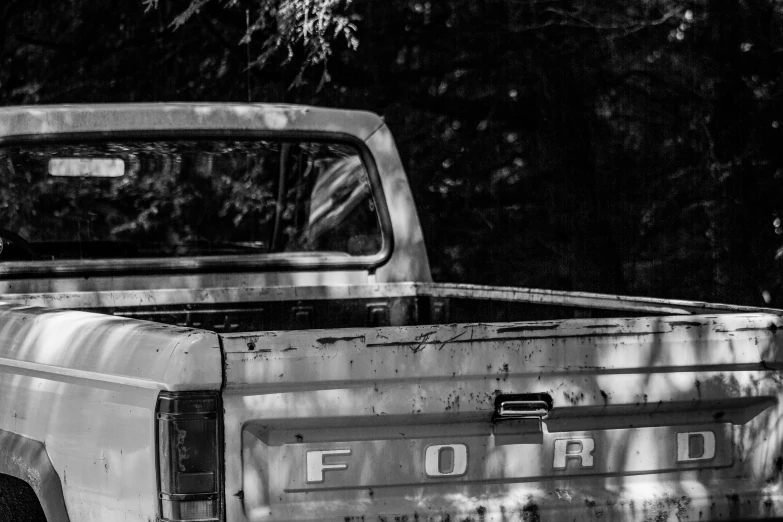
left=493, top=393, right=553, bottom=421
left=498, top=400, right=550, bottom=418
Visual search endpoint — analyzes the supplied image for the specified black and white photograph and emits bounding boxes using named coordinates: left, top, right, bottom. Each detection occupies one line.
left=0, top=1, right=781, bottom=521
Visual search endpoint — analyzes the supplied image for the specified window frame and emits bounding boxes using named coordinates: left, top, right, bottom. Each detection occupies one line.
left=0, top=129, right=394, bottom=278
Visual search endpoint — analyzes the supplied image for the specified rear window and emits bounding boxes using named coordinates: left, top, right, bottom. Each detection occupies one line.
left=0, top=139, right=384, bottom=262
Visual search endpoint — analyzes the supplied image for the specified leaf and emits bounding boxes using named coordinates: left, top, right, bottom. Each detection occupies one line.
left=149, top=0, right=359, bottom=89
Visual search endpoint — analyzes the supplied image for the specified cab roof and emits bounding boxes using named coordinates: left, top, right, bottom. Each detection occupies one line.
left=0, top=103, right=385, bottom=142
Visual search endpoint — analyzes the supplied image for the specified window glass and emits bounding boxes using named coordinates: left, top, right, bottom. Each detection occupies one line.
left=0, top=139, right=383, bottom=261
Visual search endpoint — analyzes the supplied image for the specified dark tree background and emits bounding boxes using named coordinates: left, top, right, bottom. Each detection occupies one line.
left=2, top=0, right=783, bottom=307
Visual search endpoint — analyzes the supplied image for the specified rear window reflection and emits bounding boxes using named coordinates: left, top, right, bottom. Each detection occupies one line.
left=0, top=140, right=383, bottom=261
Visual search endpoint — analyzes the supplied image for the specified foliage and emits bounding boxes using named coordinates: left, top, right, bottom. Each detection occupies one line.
left=344, top=0, right=783, bottom=306
left=146, top=0, right=358, bottom=87
left=2, top=0, right=783, bottom=306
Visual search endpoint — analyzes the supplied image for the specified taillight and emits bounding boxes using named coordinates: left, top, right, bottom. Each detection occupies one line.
left=156, top=391, right=222, bottom=522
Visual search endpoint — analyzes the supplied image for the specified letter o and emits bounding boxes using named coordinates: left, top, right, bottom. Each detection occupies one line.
left=425, top=444, right=468, bottom=477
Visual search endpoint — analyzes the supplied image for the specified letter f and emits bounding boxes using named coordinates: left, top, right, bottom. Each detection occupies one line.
left=306, top=449, right=351, bottom=483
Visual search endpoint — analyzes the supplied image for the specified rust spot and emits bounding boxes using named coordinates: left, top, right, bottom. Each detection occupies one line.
left=410, top=343, right=426, bottom=354
left=770, top=456, right=783, bottom=483
left=582, top=324, right=620, bottom=329
left=317, top=335, right=365, bottom=344
left=497, top=324, right=557, bottom=333
left=729, top=324, right=779, bottom=333
left=438, top=331, right=467, bottom=349
left=247, top=342, right=255, bottom=351
left=676, top=496, right=691, bottom=520
left=520, top=502, right=540, bottom=522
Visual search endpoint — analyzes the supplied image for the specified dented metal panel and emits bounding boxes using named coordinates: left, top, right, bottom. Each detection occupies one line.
left=221, top=313, right=783, bottom=521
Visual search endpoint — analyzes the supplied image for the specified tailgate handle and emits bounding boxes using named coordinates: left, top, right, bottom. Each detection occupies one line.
left=498, top=400, right=550, bottom=418
left=494, top=393, right=553, bottom=420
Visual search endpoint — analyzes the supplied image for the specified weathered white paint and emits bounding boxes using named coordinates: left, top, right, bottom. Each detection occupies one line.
left=0, top=303, right=221, bottom=521
left=0, top=103, right=781, bottom=522
left=0, top=103, right=383, bottom=142
left=7, top=281, right=777, bottom=316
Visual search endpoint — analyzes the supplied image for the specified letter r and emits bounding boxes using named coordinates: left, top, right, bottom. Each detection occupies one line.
left=553, top=438, right=595, bottom=469
left=306, top=449, right=351, bottom=483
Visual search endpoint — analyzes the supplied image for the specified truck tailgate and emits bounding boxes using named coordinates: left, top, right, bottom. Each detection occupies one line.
left=221, top=313, right=783, bottom=521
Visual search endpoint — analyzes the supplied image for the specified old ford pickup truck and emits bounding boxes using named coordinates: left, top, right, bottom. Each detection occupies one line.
left=0, top=103, right=782, bottom=522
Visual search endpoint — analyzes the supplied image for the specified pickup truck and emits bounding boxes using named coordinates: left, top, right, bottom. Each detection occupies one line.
left=0, top=103, right=782, bottom=522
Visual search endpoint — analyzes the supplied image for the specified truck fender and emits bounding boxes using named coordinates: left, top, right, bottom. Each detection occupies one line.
left=0, top=429, right=70, bottom=522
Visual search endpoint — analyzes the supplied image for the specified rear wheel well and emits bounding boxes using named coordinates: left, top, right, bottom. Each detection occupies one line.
left=0, top=473, right=47, bottom=522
